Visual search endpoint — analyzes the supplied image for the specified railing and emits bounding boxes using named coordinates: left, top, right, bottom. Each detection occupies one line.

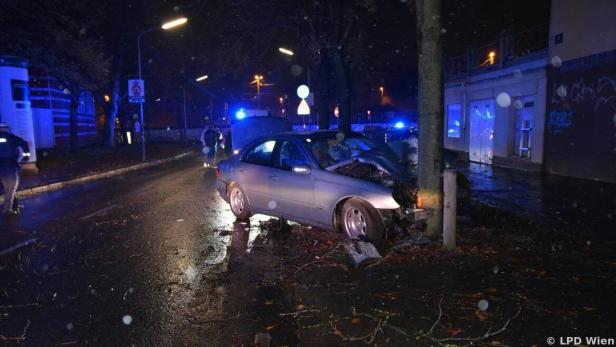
left=446, top=24, right=549, bottom=79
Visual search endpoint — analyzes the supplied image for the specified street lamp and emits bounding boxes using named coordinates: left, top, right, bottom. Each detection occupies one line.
left=161, top=17, right=188, bottom=30
left=278, top=47, right=294, bottom=56
left=137, top=17, right=187, bottom=161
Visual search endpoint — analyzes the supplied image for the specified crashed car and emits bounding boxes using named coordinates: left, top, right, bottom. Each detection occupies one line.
left=216, top=130, right=428, bottom=241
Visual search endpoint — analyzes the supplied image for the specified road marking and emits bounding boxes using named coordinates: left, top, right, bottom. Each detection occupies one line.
left=79, top=204, right=120, bottom=220
left=0, top=238, right=37, bottom=257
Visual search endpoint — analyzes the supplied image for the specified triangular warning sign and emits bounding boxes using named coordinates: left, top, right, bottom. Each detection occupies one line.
left=297, top=99, right=310, bottom=115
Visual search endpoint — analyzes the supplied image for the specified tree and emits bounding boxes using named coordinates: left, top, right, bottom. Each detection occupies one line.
left=409, top=0, right=444, bottom=238
left=203, top=0, right=376, bottom=132
left=0, top=0, right=110, bottom=150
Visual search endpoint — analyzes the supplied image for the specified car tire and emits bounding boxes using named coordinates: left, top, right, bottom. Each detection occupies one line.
left=228, top=184, right=252, bottom=221
left=341, top=198, right=384, bottom=241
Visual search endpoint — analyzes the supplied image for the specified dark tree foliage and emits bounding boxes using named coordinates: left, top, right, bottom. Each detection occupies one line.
left=205, top=0, right=379, bottom=132
left=0, top=0, right=110, bottom=149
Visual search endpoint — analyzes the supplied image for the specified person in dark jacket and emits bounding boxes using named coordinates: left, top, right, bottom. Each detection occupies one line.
left=0, top=124, right=30, bottom=214
left=200, top=125, right=220, bottom=168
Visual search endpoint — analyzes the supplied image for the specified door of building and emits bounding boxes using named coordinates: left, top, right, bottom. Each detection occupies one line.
left=469, top=99, right=495, bottom=164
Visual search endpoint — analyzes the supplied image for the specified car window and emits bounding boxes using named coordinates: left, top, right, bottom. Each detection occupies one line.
left=275, top=140, right=310, bottom=170
left=242, top=140, right=276, bottom=166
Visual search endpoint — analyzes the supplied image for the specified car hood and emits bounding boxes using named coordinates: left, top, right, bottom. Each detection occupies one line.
left=325, top=151, right=412, bottom=183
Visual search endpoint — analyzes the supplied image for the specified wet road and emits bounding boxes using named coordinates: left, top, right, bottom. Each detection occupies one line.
left=0, top=156, right=257, bottom=346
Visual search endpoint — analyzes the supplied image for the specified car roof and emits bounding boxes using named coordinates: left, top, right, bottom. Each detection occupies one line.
left=277, top=130, right=363, bottom=140
left=240, top=130, right=365, bottom=152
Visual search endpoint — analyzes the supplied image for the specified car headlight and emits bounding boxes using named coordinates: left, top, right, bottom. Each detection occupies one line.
left=370, top=194, right=400, bottom=209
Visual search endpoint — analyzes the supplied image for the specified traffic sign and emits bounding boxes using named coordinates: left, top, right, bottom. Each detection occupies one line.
left=128, top=79, right=145, bottom=103
left=298, top=99, right=310, bottom=115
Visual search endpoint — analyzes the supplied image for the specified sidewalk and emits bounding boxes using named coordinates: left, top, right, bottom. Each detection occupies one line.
left=458, top=162, right=616, bottom=233
left=20, top=142, right=198, bottom=190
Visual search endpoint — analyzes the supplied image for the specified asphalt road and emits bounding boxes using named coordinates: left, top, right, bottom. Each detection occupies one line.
left=0, top=156, right=265, bottom=346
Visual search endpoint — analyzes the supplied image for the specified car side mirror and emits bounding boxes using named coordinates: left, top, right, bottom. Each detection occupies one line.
left=292, top=165, right=311, bottom=175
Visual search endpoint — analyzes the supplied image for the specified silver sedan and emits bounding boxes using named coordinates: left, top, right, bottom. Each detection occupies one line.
left=216, top=131, right=424, bottom=241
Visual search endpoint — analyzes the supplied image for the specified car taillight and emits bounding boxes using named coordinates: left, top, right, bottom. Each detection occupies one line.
left=216, top=167, right=221, bottom=178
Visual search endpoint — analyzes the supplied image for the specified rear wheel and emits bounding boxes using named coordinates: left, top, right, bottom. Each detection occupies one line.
left=228, top=184, right=251, bottom=221
left=341, top=198, right=384, bottom=241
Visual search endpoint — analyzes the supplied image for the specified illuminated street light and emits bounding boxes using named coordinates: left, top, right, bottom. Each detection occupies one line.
left=278, top=47, right=294, bottom=56
left=136, top=17, right=188, bottom=161
left=195, top=74, right=208, bottom=82
left=488, top=51, right=496, bottom=65
left=161, top=17, right=188, bottom=30
left=251, top=74, right=265, bottom=100
left=104, top=94, right=110, bottom=102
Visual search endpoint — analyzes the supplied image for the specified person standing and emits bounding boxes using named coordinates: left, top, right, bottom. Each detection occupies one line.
left=0, top=124, right=30, bottom=215
left=200, top=125, right=220, bottom=168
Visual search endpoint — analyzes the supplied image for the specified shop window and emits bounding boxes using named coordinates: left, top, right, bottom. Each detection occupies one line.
left=447, top=104, right=462, bottom=138
left=514, top=100, right=534, bottom=159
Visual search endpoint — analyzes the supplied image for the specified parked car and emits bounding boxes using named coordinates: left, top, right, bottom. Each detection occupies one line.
left=216, top=130, right=428, bottom=241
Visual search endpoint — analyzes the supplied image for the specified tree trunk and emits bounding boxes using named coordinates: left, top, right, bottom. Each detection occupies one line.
left=332, top=52, right=352, bottom=133
left=69, top=92, right=79, bottom=151
left=415, top=0, right=444, bottom=238
left=105, top=74, right=121, bottom=147
left=316, top=58, right=330, bottom=130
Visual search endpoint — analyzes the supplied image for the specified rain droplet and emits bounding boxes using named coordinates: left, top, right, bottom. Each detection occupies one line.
left=79, top=28, right=86, bottom=35
left=63, top=88, right=71, bottom=95
left=122, top=315, right=133, bottom=325
left=513, top=69, right=522, bottom=78
left=551, top=55, right=562, bottom=67
left=513, top=100, right=523, bottom=109
left=290, top=65, right=303, bottom=76
left=557, top=85, right=567, bottom=98
left=267, top=200, right=277, bottom=210
left=202, top=146, right=210, bottom=154
left=66, top=323, right=74, bottom=330
left=336, top=132, right=345, bottom=142
left=496, top=92, right=511, bottom=107
left=612, top=114, right=616, bottom=127
left=173, top=5, right=180, bottom=12
left=128, top=287, right=135, bottom=294
left=440, top=28, right=447, bottom=34
left=478, top=299, right=489, bottom=311
left=492, top=265, right=500, bottom=274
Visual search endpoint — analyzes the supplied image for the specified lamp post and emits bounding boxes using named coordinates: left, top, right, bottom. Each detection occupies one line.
left=136, top=17, right=187, bottom=161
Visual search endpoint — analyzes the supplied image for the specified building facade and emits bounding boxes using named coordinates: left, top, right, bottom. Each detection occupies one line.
left=444, top=27, right=549, bottom=172
left=29, top=73, right=98, bottom=148
left=543, top=0, right=616, bottom=183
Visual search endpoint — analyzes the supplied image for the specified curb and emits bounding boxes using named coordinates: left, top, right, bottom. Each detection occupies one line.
left=11, top=150, right=197, bottom=200
left=0, top=238, right=37, bottom=257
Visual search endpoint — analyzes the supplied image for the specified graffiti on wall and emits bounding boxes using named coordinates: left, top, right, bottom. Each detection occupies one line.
left=548, top=76, right=616, bottom=134
left=547, top=110, right=573, bottom=134
left=551, top=76, right=616, bottom=111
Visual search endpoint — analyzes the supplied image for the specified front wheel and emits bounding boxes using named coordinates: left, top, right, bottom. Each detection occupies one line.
left=340, top=198, right=384, bottom=241
left=228, top=184, right=252, bottom=221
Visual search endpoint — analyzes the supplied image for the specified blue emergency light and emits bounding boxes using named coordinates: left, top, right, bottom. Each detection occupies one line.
left=235, top=108, right=247, bottom=120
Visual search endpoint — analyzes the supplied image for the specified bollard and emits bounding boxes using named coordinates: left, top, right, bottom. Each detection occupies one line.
left=443, top=169, right=457, bottom=250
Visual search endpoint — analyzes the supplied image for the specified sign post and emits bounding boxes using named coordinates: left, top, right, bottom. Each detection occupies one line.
left=128, top=79, right=145, bottom=160
left=128, top=79, right=145, bottom=103
left=296, top=85, right=311, bottom=127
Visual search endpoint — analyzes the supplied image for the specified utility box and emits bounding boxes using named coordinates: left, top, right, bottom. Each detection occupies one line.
left=0, top=56, right=37, bottom=172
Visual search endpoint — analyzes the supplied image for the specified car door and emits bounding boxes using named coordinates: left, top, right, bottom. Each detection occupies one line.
left=269, top=140, right=317, bottom=222
left=237, top=139, right=276, bottom=210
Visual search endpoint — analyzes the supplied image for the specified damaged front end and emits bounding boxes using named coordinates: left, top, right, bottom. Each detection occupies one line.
left=329, top=156, right=431, bottom=233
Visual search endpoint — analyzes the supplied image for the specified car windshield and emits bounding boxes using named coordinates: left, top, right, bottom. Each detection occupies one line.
left=306, top=135, right=397, bottom=169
